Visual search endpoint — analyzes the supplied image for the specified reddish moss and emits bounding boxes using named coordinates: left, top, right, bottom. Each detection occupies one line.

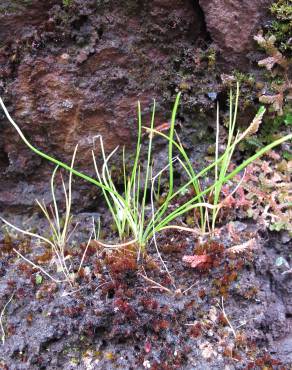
left=159, top=232, right=188, bottom=254
left=6, top=323, right=16, bottom=336
left=211, top=254, right=244, bottom=298
left=17, top=239, right=31, bottom=254
left=34, top=250, right=53, bottom=264
left=243, top=286, right=259, bottom=300
left=63, top=304, right=85, bottom=318
left=36, top=282, right=58, bottom=299
left=18, top=263, right=35, bottom=278
left=189, top=322, right=202, bottom=338
left=235, top=332, right=248, bottom=348
left=6, top=280, right=16, bottom=289
left=15, top=288, right=26, bottom=300
left=223, top=346, right=242, bottom=361
left=77, top=267, right=86, bottom=279
left=26, top=312, right=33, bottom=326
left=101, top=281, right=115, bottom=298
left=0, top=237, right=13, bottom=255
left=192, top=240, right=225, bottom=272
left=218, top=312, right=228, bottom=326
left=152, top=319, right=170, bottom=332
left=144, top=255, right=159, bottom=271
left=161, top=274, right=172, bottom=287
left=198, top=289, right=206, bottom=299
left=114, top=298, right=137, bottom=320
left=254, top=353, right=282, bottom=367
left=105, top=246, right=138, bottom=276
left=93, top=259, right=103, bottom=276
left=140, top=297, right=158, bottom=310
left=185, top=299, right=196, bottom=309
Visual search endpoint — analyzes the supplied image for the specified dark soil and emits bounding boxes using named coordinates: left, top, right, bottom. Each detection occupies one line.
left=0, top=214, right=291, bottom=369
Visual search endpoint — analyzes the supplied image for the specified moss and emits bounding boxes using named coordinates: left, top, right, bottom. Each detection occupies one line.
left=126, top=0, right=141, bottom=12
left=268, top=0, right=292, bottom=54
left=201, top=48, right=216, bottom=70
left=233, top=71, right=255, bottom=87
left=179, top=80, right=191, bottom=91
left=62, top=0, right=72, bottom=7
left=271, top=0, right=292, bottom=20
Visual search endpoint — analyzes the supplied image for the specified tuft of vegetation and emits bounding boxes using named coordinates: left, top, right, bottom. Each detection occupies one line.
left=254, top=31, right=288, bottom=72
left=0, top=87, right=291, bottom=269
left=0, top=148, right=86, bottom=285
left=270, top=0, right=292, bottom=54
left=63, top=0, right=72, bottom=7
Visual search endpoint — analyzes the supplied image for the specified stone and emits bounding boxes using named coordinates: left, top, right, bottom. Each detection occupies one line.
left=199, top=0, right=273, bottom=67
left=0, top=0, right=205, bottom=209
left=0, top=0, right=275, bottom=210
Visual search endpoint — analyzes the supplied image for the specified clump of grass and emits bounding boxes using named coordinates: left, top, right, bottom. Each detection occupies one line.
left=0, top=94, right=190, bottom=252
left=144, top=83, right=290, bottom=235
left=91, top=94, right=198, bottom=251
left=91, top=99, right=158, bottom=248
left=0, top=90, right=291, bottom=254
left=0, top=147, right=93, bottom=286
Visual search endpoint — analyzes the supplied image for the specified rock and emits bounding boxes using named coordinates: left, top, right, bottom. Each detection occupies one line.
left=199, top=0, right=273, bottom=67
left=0, top=0, right=274, bottom=210
left=0, top=0, right=205, bottom=210
left=273, top=335, right=292, bottom=363
left=0, top=0, right=58, bottom=44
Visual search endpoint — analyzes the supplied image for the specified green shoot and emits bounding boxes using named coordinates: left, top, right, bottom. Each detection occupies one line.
left=0, top=92, right=291, bottom=251
left=1, top=148, right=78, bottom=285
left=144, top=84, right=291, bottom=236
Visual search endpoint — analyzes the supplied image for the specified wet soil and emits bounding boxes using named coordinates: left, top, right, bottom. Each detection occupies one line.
left=0, top=215, right=291, bottom=369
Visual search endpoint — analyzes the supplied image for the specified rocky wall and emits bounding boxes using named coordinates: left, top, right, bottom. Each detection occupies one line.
left=0, top=0, right=273, bottom=210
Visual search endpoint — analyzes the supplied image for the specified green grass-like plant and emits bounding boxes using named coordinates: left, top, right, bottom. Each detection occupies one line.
left=141, top=83, right=290, bottom=235
left=0, top=89, right=291, bottom=252
left=1, top=154, right=77, bottom=285
left=1, top=149, right=95, bottom=286
left=90, top=95, right=191, bottom=250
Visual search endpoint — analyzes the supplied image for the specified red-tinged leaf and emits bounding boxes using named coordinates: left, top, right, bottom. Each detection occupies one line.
left=182, top=254, right=209, bottom=268
left=155, top=122, right=170, bottom=132
left=144, top=340, right=151, bottom=353
left=146, top=121, right=171, bottom=138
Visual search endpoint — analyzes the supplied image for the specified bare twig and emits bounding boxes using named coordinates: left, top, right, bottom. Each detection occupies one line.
left=158, top=225, right=205, bottom=235
left=138, top=272, right=173, bottom=294
left=13, top=248, right=63, bottom=283
left=218, top=297, right=236, bottom=338
left=282, top=268, right=292, bottom=275
left=77, top=230, right=94, bottom=274
left=93, top=238, right=138, bottom=249
left=0, top=292, right=15, bottom=345
left=182, top=281, right=199, bottom=295
left=61, top=282, right=108, bottom=297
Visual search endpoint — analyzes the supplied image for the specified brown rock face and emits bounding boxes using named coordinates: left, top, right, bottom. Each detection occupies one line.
left=0, top=0, right=206, bottom=209
left=0, top=0, right=273, bottom=211
left=199, top=0, right=273, bottom=66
